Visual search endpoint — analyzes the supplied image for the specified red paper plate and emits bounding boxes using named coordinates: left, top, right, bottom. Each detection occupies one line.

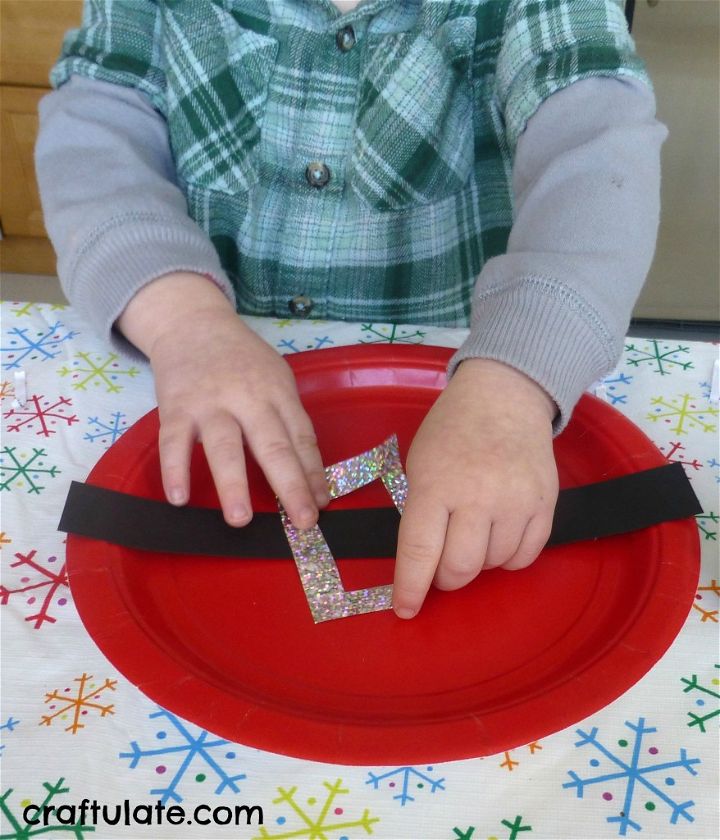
left=66, top=345, right=700, bottom=764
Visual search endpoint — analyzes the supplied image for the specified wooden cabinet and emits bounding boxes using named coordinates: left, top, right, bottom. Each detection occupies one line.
left=0, top=0, right=717, bottom=322
left=0, top=1, right=82, bottom=274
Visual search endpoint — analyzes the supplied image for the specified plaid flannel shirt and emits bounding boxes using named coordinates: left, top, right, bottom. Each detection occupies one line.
left=51, top=0, right=648, bottom=325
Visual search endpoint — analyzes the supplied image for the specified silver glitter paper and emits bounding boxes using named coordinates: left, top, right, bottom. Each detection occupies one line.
left=279, top=435, right=407, bottom=623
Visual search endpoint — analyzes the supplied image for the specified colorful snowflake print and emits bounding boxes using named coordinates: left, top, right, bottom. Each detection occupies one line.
left=499, top=742, right=543, bottom=771
left=58, top=352, right=139, bottom=393
left=681, top=665, right=720, bottom=733
left=119, top=709, right=246, bottom=805
left=563, top=718, right=700, bottom=836
left=255, top=779, right=378, bottom=840
left=83, top=412, right=129, bottom=447
left=453, top=816, right=532, bottom=840
left=692, top=580, right=719, bottom=624
left=0, top=718, right=19, bottom=757
left=359, top=323, right=426, bottom=344
left=3, top=394, right=78, bottom=437
left=276, top=336, right=334, bottom=353
left=658, top=441, right=703, bottom=472
left=595, top=372, right=633, bottom=405
left=6, top=302, right=67, bottom=318
left=41, top=674, right=116, bottom=734
left=366, top=765, right=445, bottom=805
left=0, top=779, right=93, bottom=839
left=0, top=550, right=70, bottom=628
left=0, top=447, right=60, bottom=494
left=624, top=341, right=692, bottom=375
left=648, top=394, right=717, bottom=435
left=1, top=322, right=78, bottom=370
left=696, top=512, right=718, bottom=542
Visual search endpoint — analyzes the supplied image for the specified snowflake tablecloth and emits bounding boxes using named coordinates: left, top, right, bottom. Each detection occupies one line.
left=1, top=299, right=718, bottom=840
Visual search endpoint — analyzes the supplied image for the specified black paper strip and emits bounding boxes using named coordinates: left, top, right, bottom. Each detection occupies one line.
left=59, top=462, right=701, bottom=558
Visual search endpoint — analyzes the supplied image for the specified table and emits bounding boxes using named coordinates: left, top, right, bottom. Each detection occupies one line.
left=1, top=299, right=718, bottom=839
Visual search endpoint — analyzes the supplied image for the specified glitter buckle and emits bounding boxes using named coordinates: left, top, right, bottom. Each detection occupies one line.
left=279, top=435, right=407, bottom=622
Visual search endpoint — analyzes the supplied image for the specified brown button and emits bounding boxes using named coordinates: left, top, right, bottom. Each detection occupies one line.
left=336, top=25, right=356, bottom=52
left=288, top=295, right=313, bottom=317
left=305, top=161, right=331, bottom=189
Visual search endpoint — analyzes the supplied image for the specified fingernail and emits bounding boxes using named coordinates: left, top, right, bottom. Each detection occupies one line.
left=394, top=606, right=417, bottom=620
left=169, top=488, right=187, bottom=505
left=228, top=504, right=251, bottom=526
left=315, top=490, right=330, bottom=508
left=298, top=507, right=318, bottom=528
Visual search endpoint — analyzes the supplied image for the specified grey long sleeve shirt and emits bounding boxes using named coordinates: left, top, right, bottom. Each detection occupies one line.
left=35, top=74, right=666, bottom=430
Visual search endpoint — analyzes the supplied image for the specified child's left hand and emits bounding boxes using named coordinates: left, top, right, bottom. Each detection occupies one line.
left=392, top=358, right=559, bottom=618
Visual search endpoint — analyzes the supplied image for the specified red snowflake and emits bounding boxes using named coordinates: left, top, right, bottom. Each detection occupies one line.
left=0, top=549, right=70, bottom=628
left=3, top=394, right=78, bottom=437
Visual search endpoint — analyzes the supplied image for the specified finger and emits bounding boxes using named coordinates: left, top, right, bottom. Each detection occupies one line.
left=502, top=512, right=553, bottom=571
left=243, top=409, right=318, bottom=529
left=200, top=412, right=252, bottom=527
left=279, top=402, right=329, bottom=508
left=433, top=512, right=491, bottom=591
left=158, top=414, right=195, bottom=506
left=393, top=494, right=449, bottom=619
left=482, top=518, right=525, bottom=570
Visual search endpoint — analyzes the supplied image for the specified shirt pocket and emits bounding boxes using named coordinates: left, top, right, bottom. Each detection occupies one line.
left=350, top=16, right=476, bottom=212
left=164, top=15, right=278, bottom=195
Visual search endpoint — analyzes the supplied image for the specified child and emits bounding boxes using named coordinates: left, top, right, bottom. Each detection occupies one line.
left=36, top=0, right=666, bottom=618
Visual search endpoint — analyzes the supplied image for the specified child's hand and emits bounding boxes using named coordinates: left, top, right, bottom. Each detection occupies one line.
left=392, top=358, right=559, bottom=619
left=117, top=273, right=328, bottom=529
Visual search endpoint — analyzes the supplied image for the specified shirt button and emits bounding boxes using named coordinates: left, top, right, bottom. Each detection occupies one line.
left=288, top=295, right=313, bottom=317
left=305, top=161, right=331, bottom=189
left=336, top=25, right=356, bottom=52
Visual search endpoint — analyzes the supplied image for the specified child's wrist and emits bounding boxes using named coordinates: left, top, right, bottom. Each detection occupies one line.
left=455, top=357, right=557, bottom=423
left=117, top=271, right=235, bottom=356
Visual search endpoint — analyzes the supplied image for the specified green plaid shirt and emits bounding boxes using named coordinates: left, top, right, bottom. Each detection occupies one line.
left=51, top=0, right=647, bottom=325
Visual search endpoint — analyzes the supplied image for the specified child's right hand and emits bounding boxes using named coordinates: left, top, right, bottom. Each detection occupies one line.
left=117, top=272, right=328, bottom=529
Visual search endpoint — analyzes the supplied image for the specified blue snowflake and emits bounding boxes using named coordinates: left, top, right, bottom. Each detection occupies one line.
left=707, top=457, right=720, bottom=483
left=276, top=336, right=334, bottom=353
left=119, top=709, right=246, bottom=804
left=598, top=372, right=633, bottom=405
left=84, top=412, right=129, bottom=447
left=365, top=765, right=445, bottom=805
left=1, top=322, right=78, bottom=370
left=0, top=717, right=19, bottom=757
left=563, top=718, right=700, bottom=836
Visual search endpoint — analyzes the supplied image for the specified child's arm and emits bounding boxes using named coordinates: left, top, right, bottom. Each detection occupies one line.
left=392, top=76, right=666, bottom=618
left=36, top=76, right=327, bottom=529
left=116, top=271, right=328, bottom=529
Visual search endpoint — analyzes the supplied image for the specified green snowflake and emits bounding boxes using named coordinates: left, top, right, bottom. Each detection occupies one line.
left=647, top=394, right=717, bottom=434
left=58, top=352, right=139, bottom=393
left=254, top=779, right=378, bottom=840
left=452, top=816, right=532, bottom=840
left=359, top=323, right=426, bottom=344
left=0, top=778, right=94, bottom=839
left=624, top=341, right=693, bottom=375
left=696, top=512, right=718, bottom=541
left=0, top=447, right=60, bottom=494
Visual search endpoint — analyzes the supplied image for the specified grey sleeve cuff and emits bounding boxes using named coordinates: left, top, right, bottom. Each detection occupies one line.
left=450, top=77, right=668, bottom=433
left=35, top=75, right=235, bottom=359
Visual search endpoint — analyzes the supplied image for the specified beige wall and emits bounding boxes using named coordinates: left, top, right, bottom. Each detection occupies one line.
left=632, top=0, right=720, bottom=320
